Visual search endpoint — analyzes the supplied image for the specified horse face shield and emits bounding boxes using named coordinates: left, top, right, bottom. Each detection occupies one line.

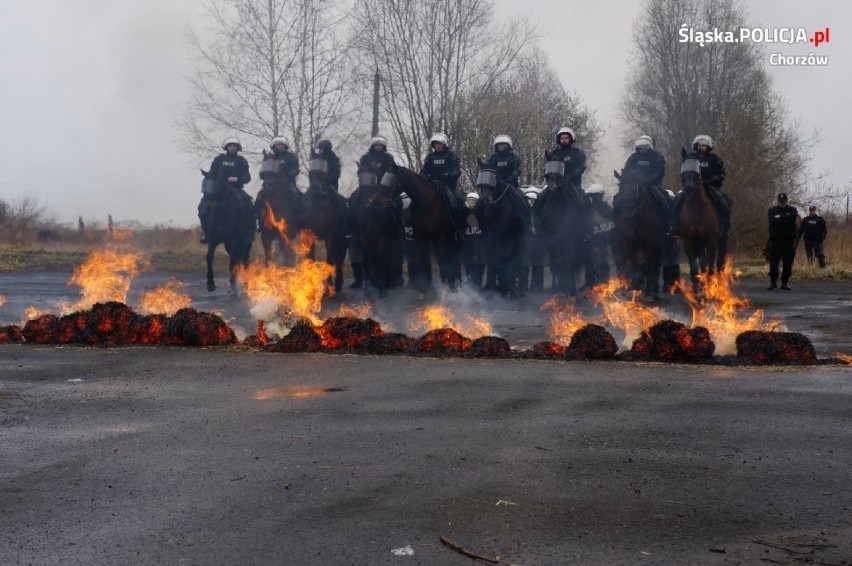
left=680, top=159, right=701, bottom=189
left=358, top=171, right=378, bottom=188
left=476, top=170, right=497, bottom=190
left=380, top=172, right=397, bottom=190
left=544, top=161, right=565, bottom=189
left=259, top=159, right=281, bottom=180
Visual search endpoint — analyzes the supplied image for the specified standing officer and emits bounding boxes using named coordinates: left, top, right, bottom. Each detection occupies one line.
left=799, top=205, right=828, bottom=268
left=766, top=193, right=800, bottom=290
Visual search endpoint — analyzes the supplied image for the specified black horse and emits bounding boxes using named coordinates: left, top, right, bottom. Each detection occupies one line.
left=300, top=159, right=349, bottom=293
left=612, top=167, right=667, bottom=299
left=255, top=150, right=302, bottom=266
left=395, top=167, right=463, bottom=291
left=534, top=159, right=587, bottom=296
left=199, top=171, right=253, bottom=294
left=352, top=166, right=402, bottom=297
left=474, top=163, right=530, bottom=296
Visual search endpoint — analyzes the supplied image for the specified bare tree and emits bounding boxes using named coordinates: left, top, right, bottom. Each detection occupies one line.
left=0, top=196, right=46, bottom=244
left=621, top=0, right=813, bottom=247
left=353, top=0, right=535, bottom=168
left=178, top=0, right=361, bottom=172
left=455, top=49, right=602, bottom=187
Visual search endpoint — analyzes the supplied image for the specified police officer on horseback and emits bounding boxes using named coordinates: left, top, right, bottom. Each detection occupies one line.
left=199, top=137, right=254, bottom=244
left=314, top=139, right=341, bottom=192
left=670, top=134, right=731, bottom=238
left=269, top=136, right=299, bottom=187
left=615, top=135, right=670, bottom=221
left=420, top=133, right=465, bottom=237
left=485, top=135, right=521, bottom=189
left=548, top=127, right=587, bottom=190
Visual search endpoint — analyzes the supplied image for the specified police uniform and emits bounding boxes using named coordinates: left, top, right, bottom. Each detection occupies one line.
left=798, top=209, right=827, bottom=267
left=485, top=149, right=521, bottom=188
left=767, top=194, right=799, bottom=289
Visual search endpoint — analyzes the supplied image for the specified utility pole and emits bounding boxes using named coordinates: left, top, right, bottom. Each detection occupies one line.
left=371, top=69, right=381, bottom=137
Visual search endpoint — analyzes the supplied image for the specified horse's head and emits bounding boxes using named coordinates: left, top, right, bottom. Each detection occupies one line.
left=613, top=166, right=646, bottom=205
left=543, top=160, right=566, bottom=192
left=307, top=158, right=330, bottom=192
left=259, top=152, right=282, bottom=182
left=475, top=167, right=499, bottom=204
left=680, top=153, right=703, bottom=192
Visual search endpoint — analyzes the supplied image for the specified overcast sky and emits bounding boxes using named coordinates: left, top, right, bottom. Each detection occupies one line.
left=0, top=0, right=847, bottom=227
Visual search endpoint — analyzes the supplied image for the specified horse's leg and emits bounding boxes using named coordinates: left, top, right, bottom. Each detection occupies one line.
left=646, top=247, right=662, bottom=299
left=206, top=243, right=216, bottom=292
left=716, top=237, right=728, bottom=272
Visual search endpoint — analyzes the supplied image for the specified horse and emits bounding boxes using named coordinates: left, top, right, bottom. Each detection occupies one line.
left=534, top=158, right=587, bottom=296
left=395, top=167, right=463, bottom=291
left=677, top=152, right=726, bottom=290
left=255, top=150, right=302, bottom=266
left=199, top=171, right=253, bottom=294
left=352, top=166, right=402, bottom=297
left=300, top=159, right=349, bottom=293
left=612, top=167, right=667, bottom=299
left=474, top=163, right=530, bottom=296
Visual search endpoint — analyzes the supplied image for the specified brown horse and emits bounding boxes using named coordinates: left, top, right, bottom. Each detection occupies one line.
left=352, top=166, right=402, bottom=297
left=300, top=159, right=349, bottom=292
left=612, top=167, right=667, bottom=299
left=395, top=167, right=463, bottom=291
left=255, top=150, right=302, bottom=266
left=678, top=153, right=726, bottom=290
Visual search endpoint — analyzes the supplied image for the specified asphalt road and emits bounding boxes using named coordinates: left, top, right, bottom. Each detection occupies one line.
left=1, top=348, right=851, bottom=564
left=1, top=273, right=851, bottom=564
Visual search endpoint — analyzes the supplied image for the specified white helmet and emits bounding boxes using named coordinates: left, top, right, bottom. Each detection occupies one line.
left=692, top=134, right=714, bottom=150
left=430, top=133, right=449, bottom=148
left=222, top=137, right=242, bottom=151
left=635, top=135, right=653, bottom=149
left=369, top=135, right=388, bottom=149
left=585, top=183, right=605, bottom=195
left=556, top=127, right=576, bottom=144
left=493, top=134, right=513, bottom=149
left=465, top=192, right=479, bottom=201
left=270, top=136, right=289, bottom=150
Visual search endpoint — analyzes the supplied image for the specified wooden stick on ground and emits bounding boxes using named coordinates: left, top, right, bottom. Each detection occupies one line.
left=440, top=535, right=500, bottom=564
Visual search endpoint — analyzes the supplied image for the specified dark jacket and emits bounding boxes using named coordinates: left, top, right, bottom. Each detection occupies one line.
left=799, top=214, right=827, bottom=243
left=696, top=150, right=725, bottom=189
left=768, top=205, right=799, bottom=240
left=547, top=144, right=587, bottom=189
left=420, top=148, right=461, bottom=191
left=485, top=149, right=521, bottom=187
left=359, top=149, right=397, bottom=181
left=272, top=149, right=300, bottom=185
left=209, top=153, right=251, bottom=189
left=623, top=149, right=665, bottom=187
left=315, top=148, right=341, bottom=189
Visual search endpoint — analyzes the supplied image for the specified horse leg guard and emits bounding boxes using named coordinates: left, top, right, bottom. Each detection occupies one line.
left=350, top=262, right=364, bottom=288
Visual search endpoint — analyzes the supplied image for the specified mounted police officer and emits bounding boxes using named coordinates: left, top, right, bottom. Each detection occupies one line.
left=547, top=127, right=586, bottom=191
left=670, top=134, right=731, bottom=238
left=269, top=136, right=299, bottom=187
left=485, top=134, right=521, bottom=189
left=199, top=137, right=254, bottom=244
left=616, top=135, right=669, bottom=220
left=420, top=133, right=465, bottom=237
left=313, top=139, right=341, bottom=191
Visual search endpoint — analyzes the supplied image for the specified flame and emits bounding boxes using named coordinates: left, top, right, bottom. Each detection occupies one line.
left=138, top=279, right=193, bottom=315
left=66, top=250, right=147, bottom=313
left=0, top=294, right=5, bottom=307
left=678, top=258, right=783, bottom=355
left=590, top=278, right=662, bottom=348
left=262, top=201, right=315, bottom=256
left=24, top=306, right=45, bottom=321
left=108, top=228, right=134, bottom=243
left=407, top=304, right=493, bottom=338
left=836, top=353, right=852, bottom=365
left=238, top=259, right=334, bottom=326
left=541, top=296, right=591, bottom=345
left=337, top=303, right=373, bottom=318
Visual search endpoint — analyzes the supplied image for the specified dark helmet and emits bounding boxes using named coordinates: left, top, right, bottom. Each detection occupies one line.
left=317, top=139, right=332, bottom=152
